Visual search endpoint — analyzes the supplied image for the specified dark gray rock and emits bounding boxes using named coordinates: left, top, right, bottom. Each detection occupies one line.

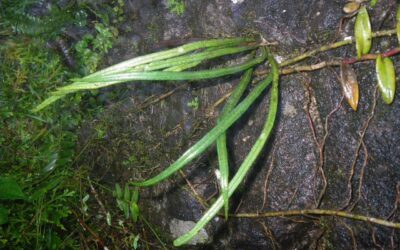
left=81, top=0, right=400, bottom=248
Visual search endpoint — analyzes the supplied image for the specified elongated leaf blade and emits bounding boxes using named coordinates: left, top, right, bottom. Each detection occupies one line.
left=124, top=185, right=131, bottom=202
left=134, top=45, right=257, bottom=72
left=130, top=203, right=140, bottom=223
left=33, top=48, right=265, bottom=112
left=173, top=52, right=280, bottom=247
left=376, top=55, right=396, bottom=104
left=130, top=67, right=272, bottom=186
left=355, top=6, right=372, bottom=58
left=66, top=51, right=266, bottom=87
left=340, top=63, right=359, bottom=111
left=83, top=38, right=255, bottom=80
left=217, top=67, right=253, bottom=220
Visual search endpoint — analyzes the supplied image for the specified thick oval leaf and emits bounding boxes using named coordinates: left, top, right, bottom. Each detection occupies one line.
left=376, top=55, right=396, bottom=104
left=397, top=6, right=400, bottom=45
left=340, top=63, right=360, bottom=111
left=0, top=177, right=26, bottom=200
left=355, top=6, right=372, bottom=58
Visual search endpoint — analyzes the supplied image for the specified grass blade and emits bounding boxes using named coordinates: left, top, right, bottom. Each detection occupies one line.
left=173, top=52, right=280, bottom=247
left=130, top=62, right=272, bottom=186
left=217, top=67, right=253, bottom=220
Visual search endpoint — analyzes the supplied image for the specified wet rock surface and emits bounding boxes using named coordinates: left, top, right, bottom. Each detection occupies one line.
left=80, top=0, right=399, bottom=248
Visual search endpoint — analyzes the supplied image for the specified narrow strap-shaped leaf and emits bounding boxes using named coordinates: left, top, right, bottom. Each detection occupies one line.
left=355, top=6, right=372, bottom=58
left=82, top=38, right=255, bottom=80
left=133, top=45, right=257, bottom=72
left=32, top=81, right=121, bottom=112
left=376, top=55, right=396, bottom=104
left=163, top=61, right=203, bottom=72
left=130, top=68, right=272, bottom=186
left=161, top=47, right=223, bottom=72
left=217, top=68, right=253, bottom=220
left=173, top=52, right=280, bottom=247
left=66, top=50, right=266, bottom=86
left=32, top=95, right=66, bottom=113
left=32, top=49, right=264, bottom=112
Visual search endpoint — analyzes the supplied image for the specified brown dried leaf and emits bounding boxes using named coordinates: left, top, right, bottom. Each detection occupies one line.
left=340, top=63, right=360, bottom=111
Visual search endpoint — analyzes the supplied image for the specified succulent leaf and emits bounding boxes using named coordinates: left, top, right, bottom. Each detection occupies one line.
left=355, top=6, right=372, bottom=58
left=376, top=55, right=396, bottom=104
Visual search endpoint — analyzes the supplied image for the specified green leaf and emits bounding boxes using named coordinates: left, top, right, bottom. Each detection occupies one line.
left=123, top=203, right=130, bottom=219
left=132, top=234, right=140, bottom=249
left=217, top=67, right=253, bottom=220
left=376, top=55, right=396, bottom=104
left=106, top=212, right=112, bottom=226
left=173, top=52, right=280, bottom=246
left=130, top=59, right=273, bottom=187
left=130, top=203, right=140, bottom=223
left=124, top=185, right=131, bottom=202
left=0, top=177, right=26, bottom=200
left=133, top=45, right=257, bottom=72
left=397, top=6, right=400, bottom=45
left=115, top=183, right=122, bottom=198
left=54, top=50, right=266, bottom=94
left=355, top=6, right=372, bottom=58
left=83, top=38, right=254, bottom=80
left=370, top=0, right=378, bottom=7
left=0, top=206, right=8, bottom=225
left=33, top=39, right=260, bottom=112
left=42, top=153, right=58, bottom=173
left=131, top=188, right=139, bottom=203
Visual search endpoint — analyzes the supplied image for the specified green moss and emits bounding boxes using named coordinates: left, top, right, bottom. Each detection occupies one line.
left=167, top=0, right=186, bottom=16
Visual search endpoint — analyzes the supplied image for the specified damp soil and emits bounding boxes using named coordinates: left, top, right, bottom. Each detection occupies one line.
left=78, top=0, right=400, bottom=249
